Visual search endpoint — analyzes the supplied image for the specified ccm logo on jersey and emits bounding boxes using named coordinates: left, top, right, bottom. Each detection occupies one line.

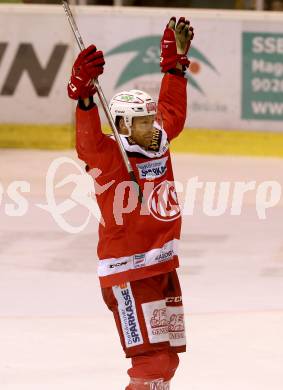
left=166, top=296, right=182, bottom=303
left=109, top=261, right=128, bottom=269
left=136, top=157, right=168, bottom=180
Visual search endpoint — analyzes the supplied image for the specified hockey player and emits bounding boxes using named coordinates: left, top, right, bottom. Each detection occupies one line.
left=67, top=17, right=194, bottom=390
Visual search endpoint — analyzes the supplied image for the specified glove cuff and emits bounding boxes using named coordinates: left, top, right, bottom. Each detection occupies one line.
left=78, top=96, right=96, bottom=111
left=160, top=55, right=190, bottom=74
left=176, top=54, right=190, bottom=68
left=167, top=68, right=186, bottom=78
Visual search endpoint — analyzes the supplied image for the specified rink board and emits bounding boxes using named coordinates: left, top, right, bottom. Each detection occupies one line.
left=1, top=124, right=283, bottom=158
left=0, top=5, right=283, bottom=143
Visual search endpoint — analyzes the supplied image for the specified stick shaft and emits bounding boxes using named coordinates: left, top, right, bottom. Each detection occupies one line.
left=62, top=0, right=85, bottom=51
left=62, top=0, right=143, bottom=203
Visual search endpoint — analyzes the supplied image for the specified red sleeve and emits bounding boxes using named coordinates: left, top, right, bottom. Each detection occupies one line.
left=76, top=104, right=118, bottom=171
left=157, top=73, right=187, bottom=142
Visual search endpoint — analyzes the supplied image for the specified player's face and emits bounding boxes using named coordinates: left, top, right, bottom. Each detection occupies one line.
left=131, top=115, right=155, bottom=148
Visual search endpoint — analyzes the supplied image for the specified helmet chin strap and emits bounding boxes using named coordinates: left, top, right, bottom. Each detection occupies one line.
left=124, top=116, right=132, bottom=137
left=123, top=123, right=162, bottom=152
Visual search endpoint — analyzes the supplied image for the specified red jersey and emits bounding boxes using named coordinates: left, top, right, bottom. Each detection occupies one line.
left=76, top=73, right=187, bottom=288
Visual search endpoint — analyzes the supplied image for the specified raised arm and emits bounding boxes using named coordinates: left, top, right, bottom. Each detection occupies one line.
left=68, top=45, right=118, bottom=171
left=158, top=73, right=187, bottom=142
left=76, top=98, right=116, bottom=170
left=159, top=17, right=194, bottom=141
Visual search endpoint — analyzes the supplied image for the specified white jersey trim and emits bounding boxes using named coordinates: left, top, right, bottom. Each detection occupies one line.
left=110, top=123, right=169, bottom=159
left=97, top=239, right=179, bottom=278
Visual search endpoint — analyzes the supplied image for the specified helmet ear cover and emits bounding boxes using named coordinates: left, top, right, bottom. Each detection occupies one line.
left=115, top=116, right=133, bottom=137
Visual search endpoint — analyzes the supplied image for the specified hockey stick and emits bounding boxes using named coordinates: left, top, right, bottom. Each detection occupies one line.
left=62, top=0, right=143, bottom=204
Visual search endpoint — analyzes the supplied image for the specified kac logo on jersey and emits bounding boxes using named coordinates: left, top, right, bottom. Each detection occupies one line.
left=148, top=180, right=181, bottom=222
left=136, top=157, right=168, bottom=180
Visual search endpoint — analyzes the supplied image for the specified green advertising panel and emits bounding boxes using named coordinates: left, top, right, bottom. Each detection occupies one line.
left=242, top=32, right=283, bottom=121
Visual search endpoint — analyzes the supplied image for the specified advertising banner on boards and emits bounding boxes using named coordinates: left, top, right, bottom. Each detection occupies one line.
left=0, top=5, right=282, bottom=132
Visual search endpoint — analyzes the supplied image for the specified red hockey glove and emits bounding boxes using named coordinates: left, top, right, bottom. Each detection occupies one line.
left=67, top=45, right=105, bottom=100
left=160, top=17, right=194, bottom=73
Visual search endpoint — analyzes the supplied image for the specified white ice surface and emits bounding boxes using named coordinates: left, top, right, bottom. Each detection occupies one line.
left=0, top=151, right=283, bottom=389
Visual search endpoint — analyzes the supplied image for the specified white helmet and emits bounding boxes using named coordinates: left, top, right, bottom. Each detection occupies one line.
left=109, top=89, right=157, bottom=137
